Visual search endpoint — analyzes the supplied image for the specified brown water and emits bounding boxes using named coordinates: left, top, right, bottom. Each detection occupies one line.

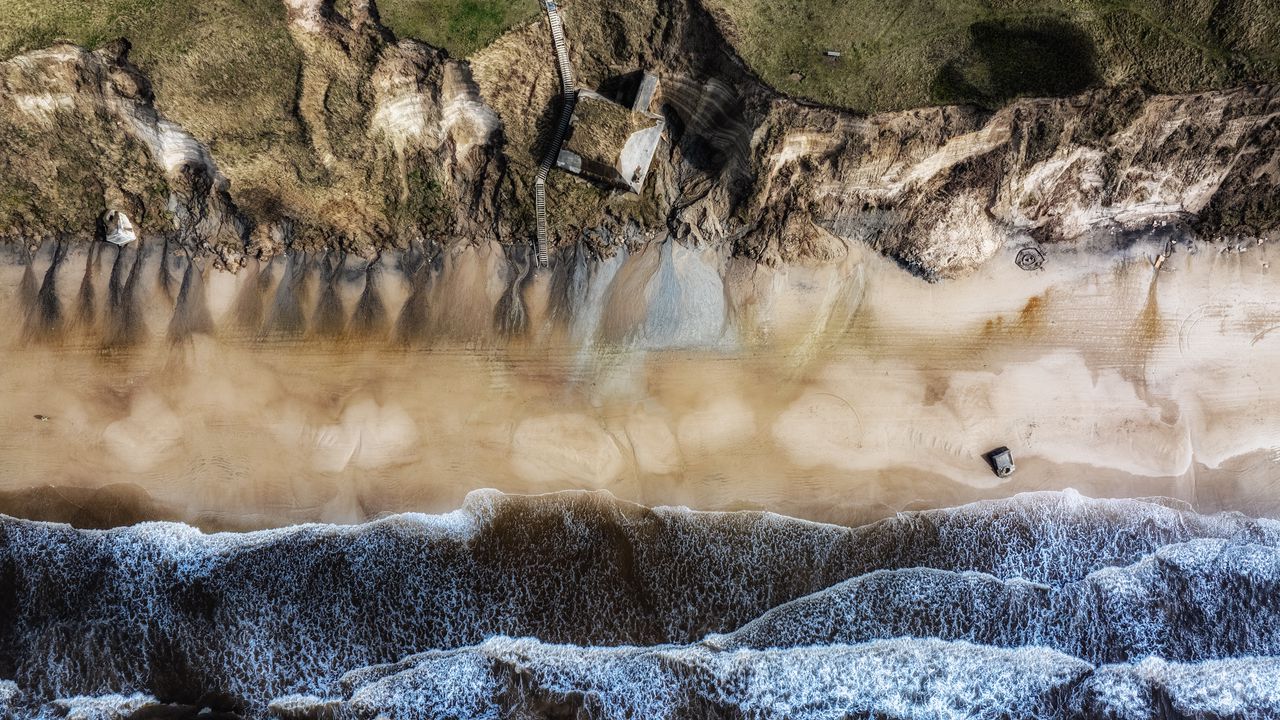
left=1, top=234, right=1278, bottom=528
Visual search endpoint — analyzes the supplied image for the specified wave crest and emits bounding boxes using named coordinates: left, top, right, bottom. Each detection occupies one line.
left=2, top=491, right=1278, bottom=716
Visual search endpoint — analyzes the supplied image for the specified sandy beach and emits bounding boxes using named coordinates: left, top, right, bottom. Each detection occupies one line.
left=0, top=233, right=1276, bottom=528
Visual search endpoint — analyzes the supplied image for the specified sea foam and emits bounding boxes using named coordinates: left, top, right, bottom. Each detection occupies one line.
left=3, top=491, right=1279, bottom=717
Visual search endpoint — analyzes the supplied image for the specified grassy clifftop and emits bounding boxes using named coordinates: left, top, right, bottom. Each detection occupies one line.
left=707, top=0, right=1280, bottom=110
left=1, top=0, right=301, bottom=151
left=0, top=0, right=535, bottom=214
left=2, top=0, right=1276, bottom=123
left=377, top=0, right=539, bottom=56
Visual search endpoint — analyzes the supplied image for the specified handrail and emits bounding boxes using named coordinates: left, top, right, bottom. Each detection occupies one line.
left=533, top=0, right=578, bottom=267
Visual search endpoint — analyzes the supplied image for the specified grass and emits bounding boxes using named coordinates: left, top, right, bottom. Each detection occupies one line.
left=0, top=0, right=301, bottom=138
left=931, top=16, right=1101, bottom=105
left=376, top=0, right=539, bottom=57
left=0, top=109, right=174, bottom=238
left=2, top=0, right=1273, bottom=129
left=705, top=0, right=1280, bottom=112
left=0, top=0, right=306, bottom=241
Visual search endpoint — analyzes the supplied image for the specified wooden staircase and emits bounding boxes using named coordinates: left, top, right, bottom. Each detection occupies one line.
left=534, top=0, right=578, bottom=267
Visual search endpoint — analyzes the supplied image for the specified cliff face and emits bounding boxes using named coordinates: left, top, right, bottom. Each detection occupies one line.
left=744, top=85, right=1280, bottom=277
left=272, top=0, right=511, bottom=255
left=0, top=0, right=516, bottom=269
left=0, top=41, right=242, bottom=261
left=0, top=0, right=1276, bottom=279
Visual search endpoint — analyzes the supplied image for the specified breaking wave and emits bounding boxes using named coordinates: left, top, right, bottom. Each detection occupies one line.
left=2, top=490, right=1279, bottom=718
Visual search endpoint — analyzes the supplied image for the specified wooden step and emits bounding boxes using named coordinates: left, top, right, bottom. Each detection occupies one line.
left=534, top=0, right=579, bottom=268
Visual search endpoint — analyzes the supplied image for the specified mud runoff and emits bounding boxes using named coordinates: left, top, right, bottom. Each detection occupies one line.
left=1, top=233, right=1279, bottom=528
left=3, top=491, right=1280, bottom=718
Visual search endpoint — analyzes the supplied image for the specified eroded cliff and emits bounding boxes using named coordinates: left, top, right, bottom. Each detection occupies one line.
left=0, top=0, right=1276, bottom=280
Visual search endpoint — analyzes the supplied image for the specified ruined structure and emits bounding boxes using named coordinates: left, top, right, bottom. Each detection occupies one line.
left=557, top=73, right=664, bottom=192
left=532, top=2, right=665, bottom=265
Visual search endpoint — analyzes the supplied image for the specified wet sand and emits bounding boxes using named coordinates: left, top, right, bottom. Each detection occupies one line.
left=0, top=234, right=1277, bottom=528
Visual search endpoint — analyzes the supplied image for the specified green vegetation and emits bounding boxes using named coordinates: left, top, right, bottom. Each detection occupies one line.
left=0, top=0, right=309, bottom=241
left=0, top=0, right=301, bottom=143
left=707, top=0, right=1280, bottom=111
left=4, top=0, right=1276, bottom=127
left=931, top=17, right=1100, bottom=105
left=0, top=0, right=536, bottom=152
left=376, top=0, right=539, bottom=57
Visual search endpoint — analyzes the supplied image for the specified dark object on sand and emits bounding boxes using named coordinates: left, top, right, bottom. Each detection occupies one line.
left=985, top=446, right=1016, bottom=478
left=1016, top=246, right=1044, bottom=270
